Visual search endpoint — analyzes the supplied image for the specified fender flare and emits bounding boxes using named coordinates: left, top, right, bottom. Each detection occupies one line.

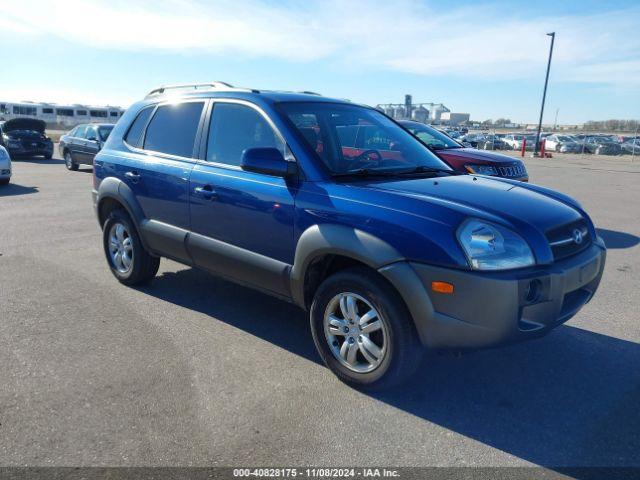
left=289, top=224, right=404, bottom=307
left=96, top=177, right=150, bottom=250
left=289, top=224, right=436, bottom=345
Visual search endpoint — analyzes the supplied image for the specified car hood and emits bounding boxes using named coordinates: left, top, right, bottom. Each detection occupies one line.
left=436, top=148, right=520, bottom=164
left=352, top=174, right=582, bottom=234
left=2, top=118, right=46, bottom=134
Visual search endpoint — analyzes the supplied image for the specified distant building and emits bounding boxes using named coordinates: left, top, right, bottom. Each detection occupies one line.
left=376, top=96, right=456, bottom=124
left=0, top=100, right=125, bottom=128
left=440, top=112, right=470, bottom=126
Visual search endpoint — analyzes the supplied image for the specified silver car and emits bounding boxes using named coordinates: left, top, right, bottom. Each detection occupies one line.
left=0, top=146, right=11, bottom=185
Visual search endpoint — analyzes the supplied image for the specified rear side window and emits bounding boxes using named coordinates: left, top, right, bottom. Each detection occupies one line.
left=144, top=102, right=204, bottom=158
left=125, top=106, right=155, bottom=148
left=206, top=103, right=283, bottom=166
left=75, top=126, right=87, bottom=139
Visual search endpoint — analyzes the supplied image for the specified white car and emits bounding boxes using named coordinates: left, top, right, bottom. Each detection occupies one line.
left=545, top=134, right=582, bottom=153
left=0, top=145, right=11, bottom=185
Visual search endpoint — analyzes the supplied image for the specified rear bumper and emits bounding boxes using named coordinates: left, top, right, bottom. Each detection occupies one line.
left=380, top=238, right=606, bottom=350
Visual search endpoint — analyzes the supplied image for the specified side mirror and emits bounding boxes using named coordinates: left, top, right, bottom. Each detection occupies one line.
left=241, top=147, right=297, bottom=178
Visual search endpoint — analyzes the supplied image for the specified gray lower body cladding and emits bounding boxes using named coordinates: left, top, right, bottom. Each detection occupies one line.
left=380, top=239, right=606, bottom=350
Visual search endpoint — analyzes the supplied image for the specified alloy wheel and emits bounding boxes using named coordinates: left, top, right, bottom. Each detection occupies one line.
left=323, top=292, right=388, bottom=373
left=108, top=222, right=134, bottom=274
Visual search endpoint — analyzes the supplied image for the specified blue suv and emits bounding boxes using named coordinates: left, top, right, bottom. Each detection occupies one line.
left=93, top=82, right=606, bottom=389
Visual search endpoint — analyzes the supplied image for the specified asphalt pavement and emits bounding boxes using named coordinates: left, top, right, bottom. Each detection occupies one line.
left=0, top=151, right=639, bottom=469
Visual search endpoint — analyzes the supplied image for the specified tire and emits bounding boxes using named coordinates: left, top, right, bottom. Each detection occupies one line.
left=0, top=178, right=9, bottom=185
left=102, top=208, right=160, bottom=285
left=310, top=266, right=422, bottom=390
left=64, top=151, right=78, bottom=171
left=45, top=153, right=52, bottom=160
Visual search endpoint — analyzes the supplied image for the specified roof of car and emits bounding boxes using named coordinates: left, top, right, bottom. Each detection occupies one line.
left=141, top=82, right=354, bottom=106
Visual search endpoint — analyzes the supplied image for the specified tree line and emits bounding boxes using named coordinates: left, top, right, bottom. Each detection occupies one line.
left=583, top=119, right=639, bottom=132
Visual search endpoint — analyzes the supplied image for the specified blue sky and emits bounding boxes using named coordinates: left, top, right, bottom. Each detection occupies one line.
left=0, top=0, right=638, bottom=124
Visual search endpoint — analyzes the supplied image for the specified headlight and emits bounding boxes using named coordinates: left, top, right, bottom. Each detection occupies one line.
left=465, top=164, right=498, bottom=176
left=457, top=219, right=535, bottom=270
left=0, top=148, right=8, bottom=160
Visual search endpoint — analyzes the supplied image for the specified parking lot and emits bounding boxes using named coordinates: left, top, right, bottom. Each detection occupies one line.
left=0, top=149, right=639, bottom=469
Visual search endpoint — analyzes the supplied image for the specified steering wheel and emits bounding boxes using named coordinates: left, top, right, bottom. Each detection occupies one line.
left=353, top=149, right=383, bottom=166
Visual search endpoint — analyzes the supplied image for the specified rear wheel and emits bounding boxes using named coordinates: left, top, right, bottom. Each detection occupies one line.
left=102, top=209, right=159, bottom=285
left=64, top=151, right=78, bottom=171
left=310, top=267, right=422, bottom=390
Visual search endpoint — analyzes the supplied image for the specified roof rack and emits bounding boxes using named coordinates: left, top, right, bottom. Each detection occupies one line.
left=145, top=81, right=256, bottom=98
left=299, top=91, right=322, bottom=96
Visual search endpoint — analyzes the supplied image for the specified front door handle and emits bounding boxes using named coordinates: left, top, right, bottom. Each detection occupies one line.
left=124, top=171, right=140, bottom=183
left=194, top=185, right=217, bottom=200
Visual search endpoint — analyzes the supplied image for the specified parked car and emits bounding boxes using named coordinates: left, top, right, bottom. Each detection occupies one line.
left=93, top=83, right=605, bottom=389
left=457, top=133, right=486, bottom=148
left=544, top=134, right=582, bottom=153
left=0, top=145, right=11, bottom=184
left=478, top=134, right=510, bottom=150
left=503, top=134, right=538, bottom=151
left=576, top=136, right=623, bottom=155
left=621, top=139, right=640, bottom=155
left=0, top=118, right=53, bottom=159
left=399, top=120, right=528, bottom=181
left=59, top=124, right=114, bottom=171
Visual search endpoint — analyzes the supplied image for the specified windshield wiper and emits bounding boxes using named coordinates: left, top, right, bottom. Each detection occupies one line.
left=331, top=165, right=459, bottom=179
left=395, top=165, right=460, bottom=176
left=330, top=168, right=404, bottom=178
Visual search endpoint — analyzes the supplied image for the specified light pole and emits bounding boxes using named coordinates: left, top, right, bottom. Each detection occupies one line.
left=534, top=32, right=555, bottom=156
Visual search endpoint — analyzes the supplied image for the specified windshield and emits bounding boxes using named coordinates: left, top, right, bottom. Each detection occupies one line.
left=98, top=125, right=114, bottom=141
left=278, top=102, right=451, bottom=175
left=402, top=123, right=462, bottom=150
left=557, top=136, right=574, bottom=142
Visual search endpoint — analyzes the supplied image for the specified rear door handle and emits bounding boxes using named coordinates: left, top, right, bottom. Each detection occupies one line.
left=194, top=185, right=217, bottom=200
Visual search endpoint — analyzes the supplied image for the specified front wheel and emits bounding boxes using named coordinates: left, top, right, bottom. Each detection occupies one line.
left=102, top=209, right=160, bottom=285
left=310, top=267, right=422, bottom=390
left=64, top=151, right=78, bottom=171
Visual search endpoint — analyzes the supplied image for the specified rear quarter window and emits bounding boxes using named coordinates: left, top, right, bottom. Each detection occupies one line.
left=124, top=106, right=155, bottom=148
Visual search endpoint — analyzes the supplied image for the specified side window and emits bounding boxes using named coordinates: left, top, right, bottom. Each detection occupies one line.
left=361, top=125, right=394, bottom=150
left=86, top=127, right=98, bottom=141
left=125, top=106, right=155, bottom=148
left=75, top=126, right=87, bottom=139
left=336, top=125, right=359, bottom=148
left=411, top=129, right=447, bottom=148
left=206, top=103, right=284, bottom=166
left=143, top=102, right=204, bottom=157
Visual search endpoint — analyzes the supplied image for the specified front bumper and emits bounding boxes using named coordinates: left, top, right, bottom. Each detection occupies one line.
left=7, top=142, right=54, bottom=157
left=380, top=238, right=606, bottom=350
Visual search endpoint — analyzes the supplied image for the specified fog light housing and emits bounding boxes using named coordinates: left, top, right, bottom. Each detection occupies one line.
left=525, top=279, right=542, bottom=303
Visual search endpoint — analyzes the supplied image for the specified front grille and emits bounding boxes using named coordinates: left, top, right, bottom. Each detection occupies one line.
left=21, top=139, right=45, bottom=149
left=546, top=219, right=591, bottom=261
left=497, top=163, right=527, bottom=178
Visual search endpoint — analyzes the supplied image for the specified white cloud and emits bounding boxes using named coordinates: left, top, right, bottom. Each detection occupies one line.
left=1, top=0, right=638, bottom=88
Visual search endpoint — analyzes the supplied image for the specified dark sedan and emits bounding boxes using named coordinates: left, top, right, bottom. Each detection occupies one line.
left=399, top=120, right=528, bottom=181
left=59, top=124, right=114, bottom=171
left=576, top=136, right=623, bottom=155
left=0, top=118, right=54, bottom=159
